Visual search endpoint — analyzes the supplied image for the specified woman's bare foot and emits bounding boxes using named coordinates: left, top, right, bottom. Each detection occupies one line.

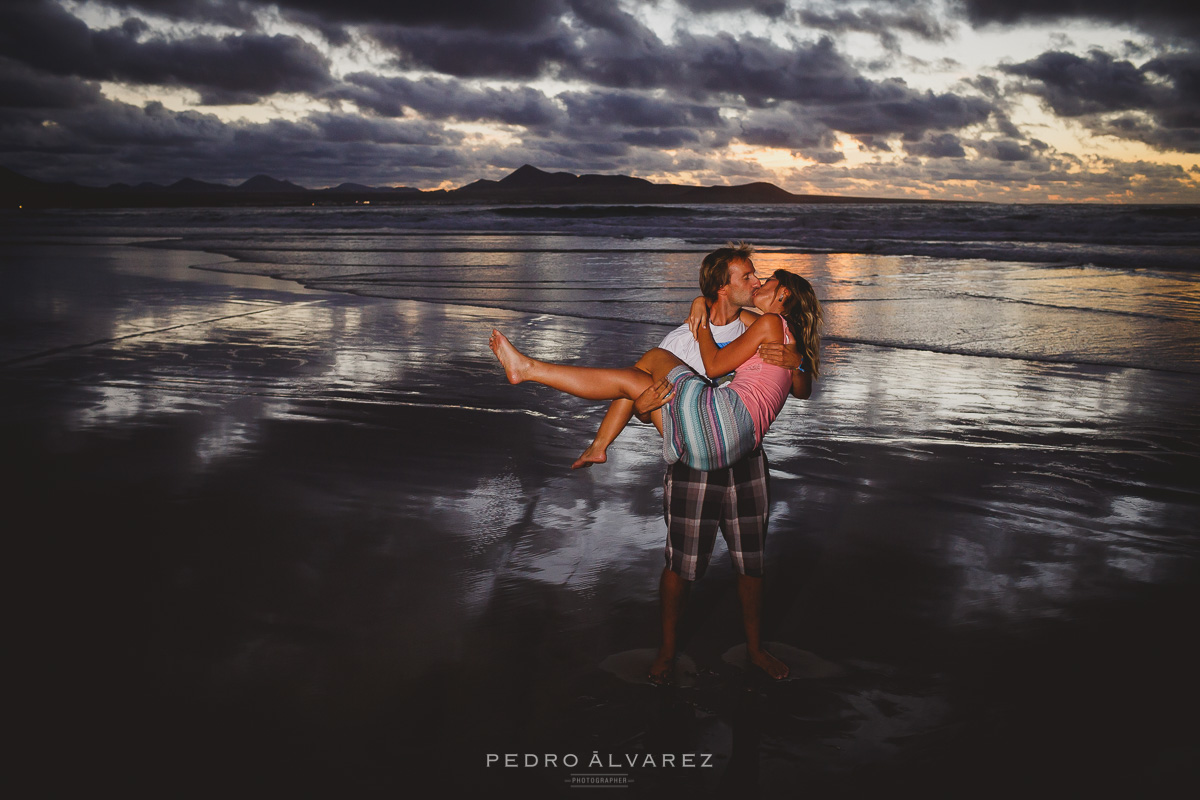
left=489, top=329, right=533, bottom=384
left=571, top=443, right=608, bottom=470
left=648, top=650, right=676, bottom=686
left=748, top=647, right=789, bottom=680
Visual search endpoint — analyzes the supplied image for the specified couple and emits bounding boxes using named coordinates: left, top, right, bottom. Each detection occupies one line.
left=490, top=243, right=822, bottom=684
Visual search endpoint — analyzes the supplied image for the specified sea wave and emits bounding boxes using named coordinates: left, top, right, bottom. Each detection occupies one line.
left=4, top=203, right=1199, bottom=373
left=7, top=201, right=1200, bottom=271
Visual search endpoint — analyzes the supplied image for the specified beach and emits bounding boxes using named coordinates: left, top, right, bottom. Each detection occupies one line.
left=4, top=213, right=1199, bottom=797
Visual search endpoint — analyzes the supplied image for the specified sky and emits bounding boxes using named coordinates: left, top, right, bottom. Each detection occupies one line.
left=1, top=0, right=1198, bottom=202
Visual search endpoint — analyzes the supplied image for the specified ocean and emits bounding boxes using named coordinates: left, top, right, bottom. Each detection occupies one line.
left=9, top=202, right=1199, bottom=374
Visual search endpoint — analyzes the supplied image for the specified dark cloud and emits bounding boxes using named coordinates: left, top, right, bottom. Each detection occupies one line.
left=101, top=0, right=569, bottom=32
left=337, top=73, right=563, bottom=126
left=121, top=33, right=332, bottom=104
left=567, top=30, right=995, bottom=145
left=906, top=132, right=967, bottom=157
left=281, top=0, right=567, bottom=32
left=277, top=8, right=356, bottom=47
left=971, top=137, right=1039, bottom=161
left=565, top=0, right=647, bottom=39
left=1002, top=50, right=1157, bottom=116
left=541, top=90, right=728, bottom=151
left=676, top=0, right=787, bottom=17
left=958, top=1, right=1200, bottom=41
left=1144, top=50, right=1200, bottom=108
left=1095, top=114, right=1200, bottom=153
left=737, top=106, right=836, bottom=150
left=542, top=136, right=632, bottom=161
left=808, top=148, right=846, bottom=164
left=854, top=135, right=894, bottom=151
left=560, top=22, right=680, bottom=90
left=0, top=1, right=333, bottom=103
left=0, top=97, right=229, bottom=150
left=559, top=91, right=721, bottom=129
left=992, top=113, right=1023, bottom=139
left=0, top=93, right=464, bottom=186
left=619, top=128, right=701, bottom=148
left=364, top=8, right=909, bottom=112
left=91, top=1, right=261, bottom=27
left=1004, top=48, right=1200, bottom=152
left=817, top=82, right=995, bottom=141
left=632, top=34, right=875, bottom=105
left=798, top=6, right=953, bottom=51
left=301, top=111, right=454, bottom=145
left=359, top=12, right=996, bottom=147
left=0, top=59, right=101, bottom=109
left=370, top=24, right=573, bottom=79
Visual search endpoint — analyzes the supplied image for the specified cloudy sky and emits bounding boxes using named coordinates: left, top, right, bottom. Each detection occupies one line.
left=2, top=0, right=1198, bottom=201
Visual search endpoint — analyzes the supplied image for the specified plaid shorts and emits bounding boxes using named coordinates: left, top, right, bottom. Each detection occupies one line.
left=663, top=446, right=769, bottom=581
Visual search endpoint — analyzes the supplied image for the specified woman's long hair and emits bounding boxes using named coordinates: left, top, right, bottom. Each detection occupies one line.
left=773, top=269, right=823, bottom=379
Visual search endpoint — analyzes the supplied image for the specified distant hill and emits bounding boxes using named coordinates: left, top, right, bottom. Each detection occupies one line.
left=169, top=177, right=234, bottom=193
left=237, top=175, right=307, bottom=193
left=0, top=163, right=919, bottom=209
left=325, top=182, right=381, bottom=193
left=451, top=165, right=883, bottom=205
left=2, top=165, right=89, bottom=197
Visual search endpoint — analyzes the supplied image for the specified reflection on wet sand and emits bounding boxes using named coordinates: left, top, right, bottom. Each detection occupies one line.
left=4, top=242, right=1198, bottom=796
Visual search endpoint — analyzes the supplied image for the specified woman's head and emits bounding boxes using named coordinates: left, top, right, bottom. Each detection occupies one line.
left=757, top=269, right=822, bottom=379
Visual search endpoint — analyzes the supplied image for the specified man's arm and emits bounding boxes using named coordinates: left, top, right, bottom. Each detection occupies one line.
left=789, top=366, right=812, bottom=399
left=758, top=342, right=812, bottom=399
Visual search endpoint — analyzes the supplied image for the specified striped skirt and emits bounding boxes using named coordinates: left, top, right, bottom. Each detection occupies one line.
left=661, top=365, right=757, bottom=472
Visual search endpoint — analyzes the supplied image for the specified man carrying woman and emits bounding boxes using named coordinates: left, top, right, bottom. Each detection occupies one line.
left=490, top=243, right=822, bottom=684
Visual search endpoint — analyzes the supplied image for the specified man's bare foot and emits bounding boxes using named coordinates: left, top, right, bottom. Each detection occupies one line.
left=648, top=650, right=676, bottom=686
left=571, top=443, right=608, bottom=470
left=489, top=329, right=533, bottom=384
left=748, top=647, right=789, bottom=680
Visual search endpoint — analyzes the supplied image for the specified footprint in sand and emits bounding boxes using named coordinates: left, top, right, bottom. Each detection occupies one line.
left=722, top=642, right=843, bottom=680
left=599, top=649, right=700, bottom=687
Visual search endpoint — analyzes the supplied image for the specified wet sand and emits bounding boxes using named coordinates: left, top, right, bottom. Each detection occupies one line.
left=5, top=241, right=1199, bottom=797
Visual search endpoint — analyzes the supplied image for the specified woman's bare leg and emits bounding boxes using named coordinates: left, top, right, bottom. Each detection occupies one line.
left=572, top=399, right=634, bottom=469
left=490, top=329, right=656, bottom=403
left=571, top=348, right=684, bottom=469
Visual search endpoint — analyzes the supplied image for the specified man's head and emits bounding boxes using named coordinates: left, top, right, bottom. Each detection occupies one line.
left=699, top=242, right=760, bottom=307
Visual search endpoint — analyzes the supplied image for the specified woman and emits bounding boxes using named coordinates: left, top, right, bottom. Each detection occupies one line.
left=490, top=270, right=822, bottom=470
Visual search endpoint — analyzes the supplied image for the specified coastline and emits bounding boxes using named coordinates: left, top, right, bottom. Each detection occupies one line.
left=5, top=239, right=1198, bottom=796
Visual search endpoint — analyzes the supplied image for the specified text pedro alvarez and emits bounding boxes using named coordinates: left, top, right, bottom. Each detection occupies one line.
left=487, top=752, right=715, bottom=769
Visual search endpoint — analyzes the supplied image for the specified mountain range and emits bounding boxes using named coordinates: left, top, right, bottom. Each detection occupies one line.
left=1, top=164, right=916, bottom=208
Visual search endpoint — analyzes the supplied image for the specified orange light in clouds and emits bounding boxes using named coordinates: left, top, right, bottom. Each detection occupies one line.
left=725, top=142, right=820, bottom=172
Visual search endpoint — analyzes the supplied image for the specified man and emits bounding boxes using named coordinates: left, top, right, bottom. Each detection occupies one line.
left=575, top=243, right=809, bottom=684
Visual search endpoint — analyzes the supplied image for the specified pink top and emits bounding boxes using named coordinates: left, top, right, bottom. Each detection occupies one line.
left=728, top=316, right=794, bottom=445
